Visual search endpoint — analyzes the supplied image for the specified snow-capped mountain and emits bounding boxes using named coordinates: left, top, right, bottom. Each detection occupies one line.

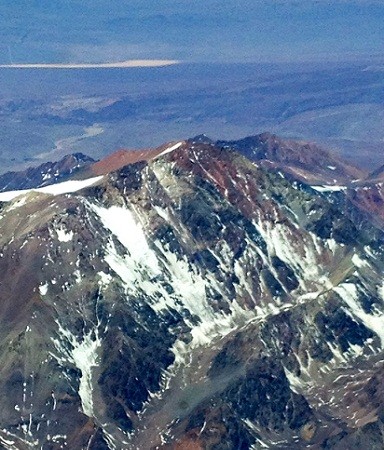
left=0, top=137, right=383, bottom=449
left=0, top=153, right=95, bottom=192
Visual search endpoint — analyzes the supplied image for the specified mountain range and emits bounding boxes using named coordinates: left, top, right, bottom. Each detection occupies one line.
left=0, top=133, right=383, bottom=449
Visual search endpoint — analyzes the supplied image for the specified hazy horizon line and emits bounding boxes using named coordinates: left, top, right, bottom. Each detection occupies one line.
left=0, top=60, right=180, bottom=69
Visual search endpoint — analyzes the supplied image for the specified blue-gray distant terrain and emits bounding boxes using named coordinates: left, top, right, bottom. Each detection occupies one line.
left=0, top=61, right=383, bottom=173
left=0, top=0, right=383, bottom=172
left=0, top=0, right=383, bottom=63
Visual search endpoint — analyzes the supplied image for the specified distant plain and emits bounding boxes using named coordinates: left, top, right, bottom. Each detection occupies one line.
left=0, top=61, right=383, bottom=173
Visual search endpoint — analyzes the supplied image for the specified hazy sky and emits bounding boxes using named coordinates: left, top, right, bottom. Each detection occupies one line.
left=0, top=0, right=383, bottom=64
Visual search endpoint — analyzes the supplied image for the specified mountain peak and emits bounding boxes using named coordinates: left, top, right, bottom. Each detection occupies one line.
left=0, top=152, right=95, bottom=192
left=188, top=134, right=215, bottom=145
left=89, top=141, right=186, bottom=176
left=218, top=132, right=364, bottom=184
left=0, top=133, right=383, bottom=448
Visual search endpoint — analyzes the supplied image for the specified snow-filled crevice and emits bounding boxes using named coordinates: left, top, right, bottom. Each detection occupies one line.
left=89, top=203, right=161, bottom=279
left=253, top=219, right=331, bottom=290
left=335, top=283, right=384, bottom=347
left=51, top=321, right=101, bottom=417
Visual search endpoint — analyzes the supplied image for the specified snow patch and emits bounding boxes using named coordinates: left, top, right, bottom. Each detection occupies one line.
left=152, top=243, right=255, bottom=367
left=253, top=220, right=330, bottom=287
left=51, top=322, right=101, bottom=417
left=56, top=226, right=74, bottom=243
left=379, top=282, right=384, bottom=302
left=0, top=176, right=103, bottom=202
left=39, top=283, right=48, bottom=296
left=326, top=238, right=338, bottom=253
left=244, top=420, right=269, bottom=448
left=352, top=253, right=369, bottom=269
left=154, top=205, right=170, bottom=221
left=90, top=204, right=160, bottom=278
left=311, top=185, right=347, bottom=193
left=335, top=283, right=384, bottom=346
left=6, top=196, right=27, bottom=211
left=0, top=437, right=16, bottom=449
left=98, top=271, right=112, bottom=288
left=156, top=141, right=183, bottom=158
left=42, top=172, right=52, bottom=181
left=284, top=368, right=306, bottom=394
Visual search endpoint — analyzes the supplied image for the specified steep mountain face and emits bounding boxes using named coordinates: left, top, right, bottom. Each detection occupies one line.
left=216, top=133, right=364, bottom=185
left=0, top=140, right=383, bottom=450
left=366, top=164, right=384, bottom=183
left=346, top=183, right=384, bottom=229
left=0, top=153, right=95, bottom=192
left=86, top=142, right=185, bottom=177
